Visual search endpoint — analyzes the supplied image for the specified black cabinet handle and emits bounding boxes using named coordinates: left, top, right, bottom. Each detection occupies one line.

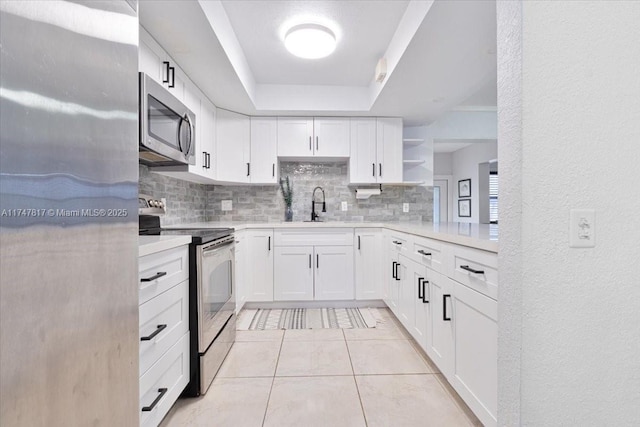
left=309, top=254, right=312, bottom=269
left=206, top=152, right=211, bottom=169
left=316, top=136, right=319, bottom=151
left=392, top=240, right=402, bottom=245
left=272, top=163, right=275, bottom=177
left=358, top=235, right=361, bottom=250
left=379, top=163, right=382, bottom=177
left=460, top=265, right=484, bottom=274
left=140, top=324, right=167, bottom=341
left=316, top=254, right=319, bottom=268
left=309, top=136, right=312, bottom=151
left=141, top=272, right=166, bottom=282
left=418, top=277, right=423, bottom=300
left=168, top=66, right=175, bottom=88
left=372, top=163, right=375, bottom=177
left=203, top=152, right=207, bottom=168
left=417, top=250, right=432, bottom=256
left=163, top=61, right=170, bottom=84
left=141, top=388, right=168, bottom=412
left=392, top=261, right=397, bottom=279
left=443, top=294, right=451, bottom=321
left=247, top=162, right=250, bottom=176
left=421, top=279, right=429, bottom=303
left=394, top=262, right=400, bottom=281
left=268, top=236, right=271, bottom=251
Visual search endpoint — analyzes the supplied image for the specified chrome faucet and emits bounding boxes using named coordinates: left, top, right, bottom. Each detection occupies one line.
left=311, top=186, right=326, bottom=221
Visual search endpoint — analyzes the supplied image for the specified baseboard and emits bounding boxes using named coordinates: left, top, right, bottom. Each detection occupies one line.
left=243, top=299, right=387, bottom=310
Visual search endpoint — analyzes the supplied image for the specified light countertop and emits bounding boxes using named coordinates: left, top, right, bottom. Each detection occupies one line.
left=139, top=235, right=192, bottom=257
left=164, top=221, right=498, bottom=253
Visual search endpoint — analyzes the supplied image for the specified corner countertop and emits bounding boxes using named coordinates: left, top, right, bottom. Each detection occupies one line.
left=164, top=221, right=498, bottom=253
left=139, top=235, right=192, bottom=257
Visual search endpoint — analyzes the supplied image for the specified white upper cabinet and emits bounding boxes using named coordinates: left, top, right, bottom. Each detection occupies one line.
left=349, top=118, right=403, bottom=184
left=216, top=109, right=250, bottom=183
left=250, top=118, right=278, bottom=184
left=277, top=117, right=349, bottom=159
left=349, top=118, right=378, bottom=183
left=139, top=28, right=184, bottom=102
left=376, top=118, right=404, bottom=183
left=313, top=118, right=350, bottom=158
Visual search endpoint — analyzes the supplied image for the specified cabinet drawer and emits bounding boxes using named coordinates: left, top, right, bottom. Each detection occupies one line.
left=451, top=246, right=498, bottom=300
left=410, top=236, right=447, bottom=274
left=389, top=232, right=411, bottom=255
left=139, top=246, right=189, bottom=305
left=139, top=280, right=189, bottom=376
left=140, top=332, right=189, bottom=427
left=274, top=229, right=353, bottom=246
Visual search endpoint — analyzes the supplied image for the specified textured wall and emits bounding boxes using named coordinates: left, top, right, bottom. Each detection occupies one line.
left=207, top=162, right=433, bottom=222
left=498, top=1, right=640, bottom=425
left=138, top=165, right=212, bottom=225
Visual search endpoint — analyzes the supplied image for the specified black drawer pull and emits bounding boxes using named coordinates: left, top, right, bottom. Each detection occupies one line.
left=417, top=250, right=432, bottom=256
left=460, top=265, right=484, bottom=274
left=162, top=61, right=170, bottom=83
left=141, top=388, right=168, bottom=412
left=394, top=262, right=400, bottom=281
left=391, top=261, right=396, bottom=279
left=392, top=240, right=402, bottom=245
left=140, top=324, right=167, bottom=341
left=443, top=294, right=451, bottom=321
left=141, top=272, right=167, bottom=282
left=421, top=279, right=429, bottom=303
left=358, top=235, right=361, bottom=250
left=418, top=277, right=424, bottom=299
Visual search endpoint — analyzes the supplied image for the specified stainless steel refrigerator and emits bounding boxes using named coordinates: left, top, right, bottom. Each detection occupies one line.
left=0, top=1, right=139, bottom=425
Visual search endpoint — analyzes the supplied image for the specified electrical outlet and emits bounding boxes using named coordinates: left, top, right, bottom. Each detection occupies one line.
left=221, top=200, right=232, bottom=211
left=341, top=201, right=348, bottom=211
left=569, top=209, right=595, bottom=248
left=403, top=203, right=409, bottom=213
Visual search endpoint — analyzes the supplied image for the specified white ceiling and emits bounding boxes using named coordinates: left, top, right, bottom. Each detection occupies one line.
left=221, top=0, right=409, bottom=86
left=139, top=0, right=497, bottom=126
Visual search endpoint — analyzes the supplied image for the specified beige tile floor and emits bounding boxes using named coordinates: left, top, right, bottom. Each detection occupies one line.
left=160, top=309, right=481, bottom=427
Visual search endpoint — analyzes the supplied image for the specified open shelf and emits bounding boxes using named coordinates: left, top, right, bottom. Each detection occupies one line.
left=403, top=138, right=424, bottom=146
left=403, top=159, right=426, bottom=165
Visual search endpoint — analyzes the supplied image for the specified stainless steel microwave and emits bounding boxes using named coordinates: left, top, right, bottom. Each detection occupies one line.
left=139, top=72, right=195, bottom=166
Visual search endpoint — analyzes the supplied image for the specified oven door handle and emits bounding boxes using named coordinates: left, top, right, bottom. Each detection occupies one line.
left=202, top=240, right=234, bottom=257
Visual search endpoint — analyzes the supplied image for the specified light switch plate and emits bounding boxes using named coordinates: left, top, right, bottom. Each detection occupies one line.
left=569, top=209, right=595, bottom=248
left=403, top=203, right=409, bottom=213
left=221, top=200, right=232, bottom=211
left=341, top=201, right=348, bottom=211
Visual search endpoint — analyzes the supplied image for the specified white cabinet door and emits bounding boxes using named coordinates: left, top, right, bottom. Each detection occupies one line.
left=354, top=229, right=382, bottom=300
left=234, top=230, right=246, bottom=313
left=139, top=34, right=163, bottom=83
left=397, top=255, right=417, bottom=330
left=426, top=270, right=454, bottom=378
left=451, top=282, right=498, bottom=427
left=277, top=117, right=314, bottom=157
left=349, top=119, right=378, bottom=183
left=274, top=246, right=314, bottom=301
left=313, top=118, right=350, bottom=158
left=216, top=109, right=250, bottom=183
left=377, top=118, right=403, bottom=183
left=246, top=229, right=274, bottom=302
left=412, top=265, right=430, bottom=350
left=250, top=117, right=278, bottom=184
left=314, top=246, right=354, bottom=300
left=386, top=244, right=400, bottom=312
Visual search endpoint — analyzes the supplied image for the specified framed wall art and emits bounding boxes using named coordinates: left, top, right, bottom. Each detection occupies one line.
left=458, top=199, right=471, bottom=217
left=458, top=179, right=471, bottom=198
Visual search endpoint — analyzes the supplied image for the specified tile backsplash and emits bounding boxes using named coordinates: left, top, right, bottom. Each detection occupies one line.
left=139, top=162, right=433, bottom=224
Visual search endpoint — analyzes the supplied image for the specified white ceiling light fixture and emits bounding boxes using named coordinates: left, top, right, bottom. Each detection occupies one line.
left=284, top=23, right=336, bottom=59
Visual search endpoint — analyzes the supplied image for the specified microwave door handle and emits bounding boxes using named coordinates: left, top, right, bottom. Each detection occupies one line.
left=178, top=114, right=193, bottom=157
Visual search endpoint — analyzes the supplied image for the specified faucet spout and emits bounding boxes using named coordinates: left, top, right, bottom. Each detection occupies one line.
left=311, top=186, right=326, bottom=221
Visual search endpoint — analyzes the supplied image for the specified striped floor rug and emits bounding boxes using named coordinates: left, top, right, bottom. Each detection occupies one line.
left=237, top=308, right=377, bottom=330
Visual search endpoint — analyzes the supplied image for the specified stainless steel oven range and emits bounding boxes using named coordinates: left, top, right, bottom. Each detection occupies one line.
left=139, top=214, right=235, bottom=396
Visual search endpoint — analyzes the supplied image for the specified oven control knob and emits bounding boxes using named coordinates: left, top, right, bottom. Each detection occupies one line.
left=159, top=201, right=164, bottom=209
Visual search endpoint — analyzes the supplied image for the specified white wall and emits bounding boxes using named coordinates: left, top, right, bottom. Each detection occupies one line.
left=433, top=152, right=452, bottom=175
left=498, top=1, right=640, bottom=425
left=451, top=141, right=497, bottom=223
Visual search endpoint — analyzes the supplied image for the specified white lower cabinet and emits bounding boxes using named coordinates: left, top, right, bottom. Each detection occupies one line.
left=450, top=280, right=498, bottom=427
left=274, top=246, right=314, bottom=301
left=354, top=228, right=383, bottom=300
left=246, top=229, right=274, bottom=302
left=273, top=229, right=354, bottom=301
left=425, top=269, right=454, bottom=378
left=138, top=244, right=190, bottom=427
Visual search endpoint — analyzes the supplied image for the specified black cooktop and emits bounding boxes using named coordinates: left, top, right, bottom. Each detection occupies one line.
left=139, top=215, right=233, bottom=245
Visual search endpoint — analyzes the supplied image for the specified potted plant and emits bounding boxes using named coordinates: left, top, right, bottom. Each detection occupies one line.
left=279, top=176, right=293, bottom=221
